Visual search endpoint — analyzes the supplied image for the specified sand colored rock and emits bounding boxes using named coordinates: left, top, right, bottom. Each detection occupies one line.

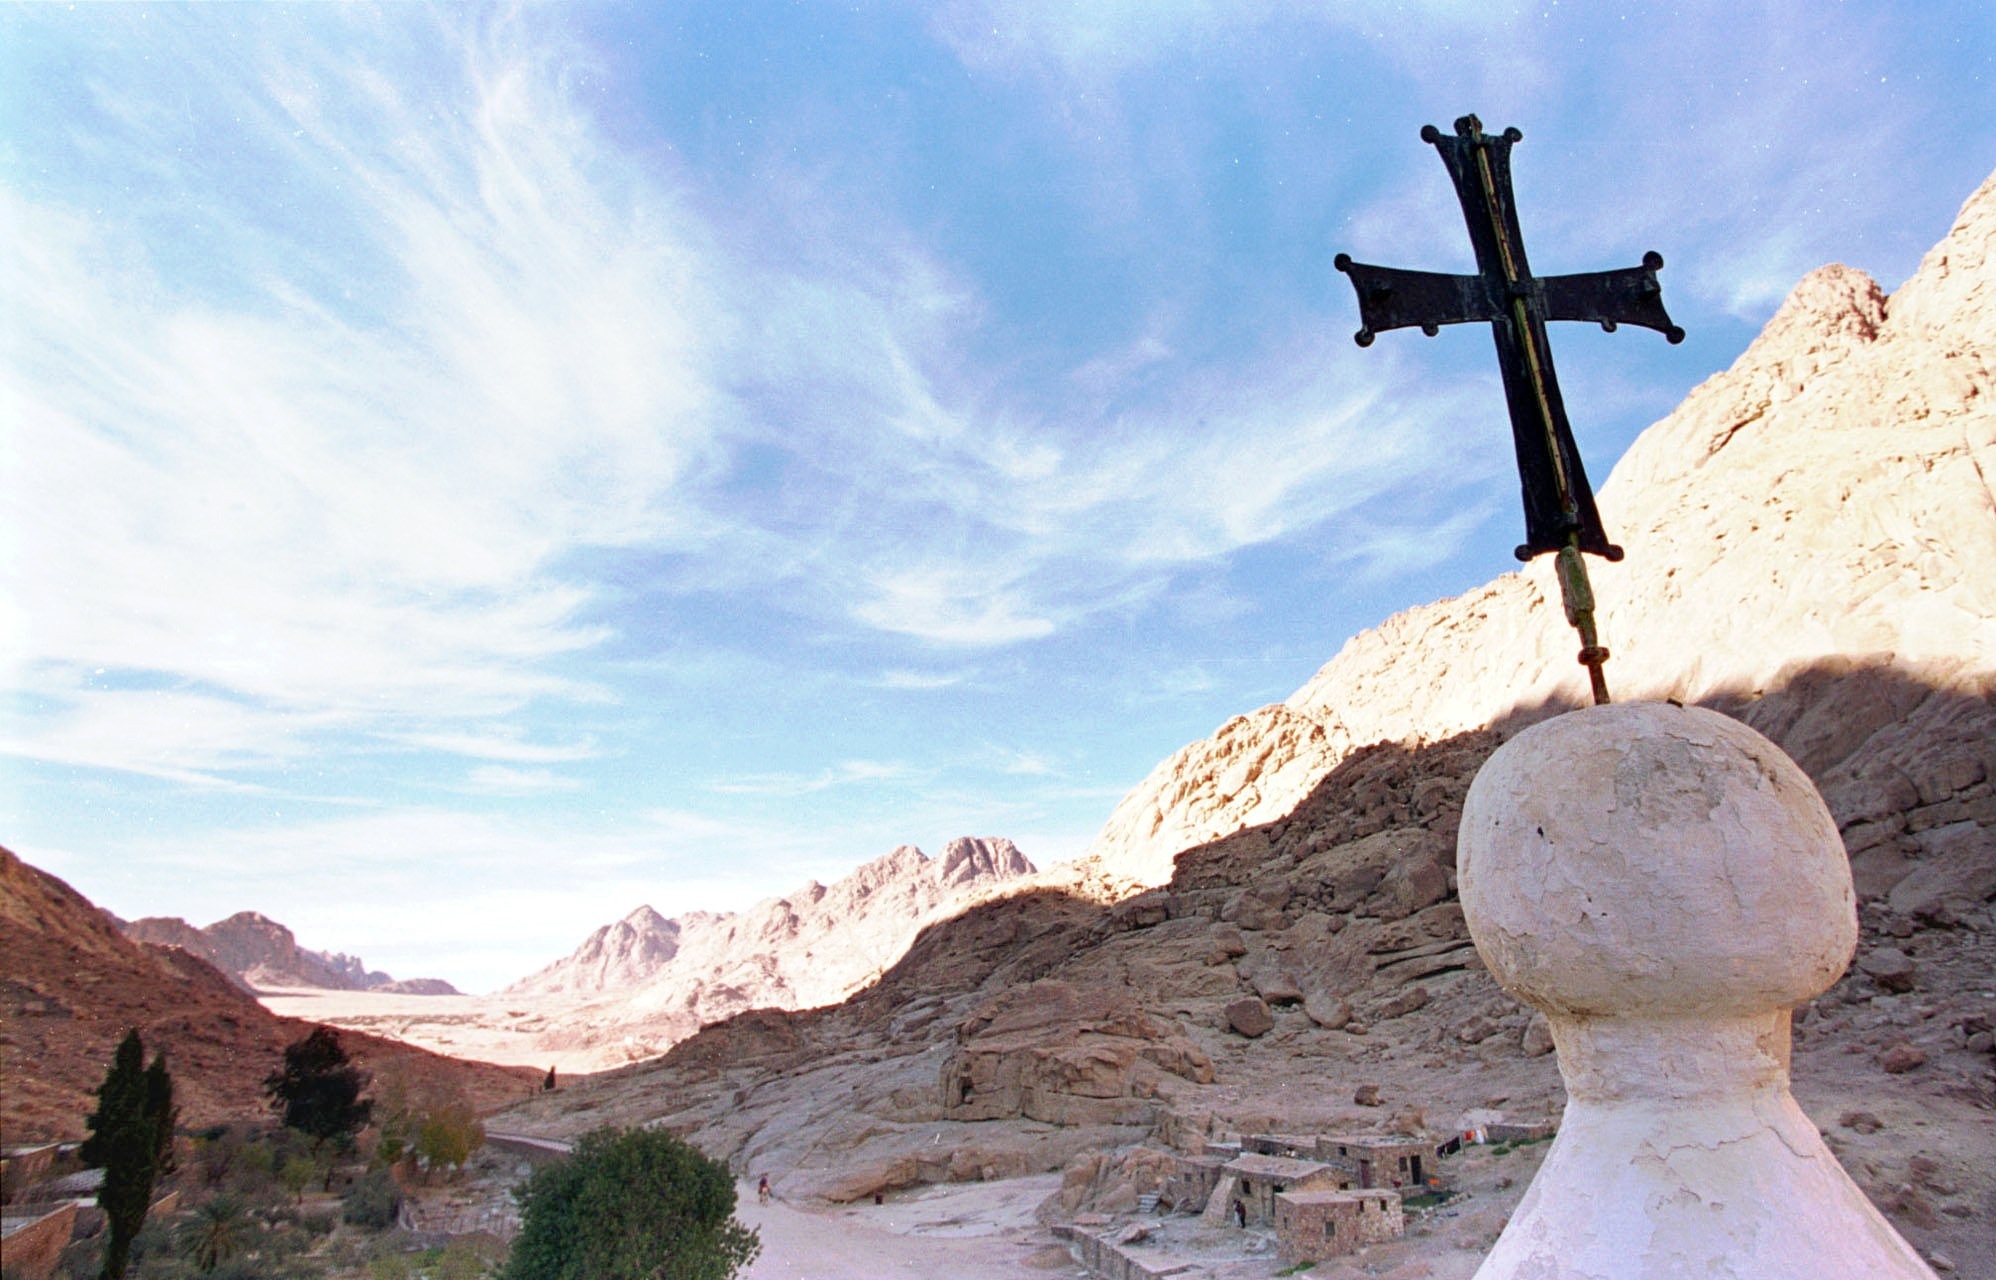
left=942, top=981, right=1213, bottom=1127
left=503, top=905, right=681, bottom=997
left=489, top=837, right=1037, bottom=1065
left=1458, top=704, right=1931, bottom=1279
left=1079, top=172, right=1996, bottom=895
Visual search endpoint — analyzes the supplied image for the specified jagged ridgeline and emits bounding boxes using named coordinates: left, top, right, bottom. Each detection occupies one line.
left=495, top=172, right=1994, bottom=1269
left=499, top=838, right=1036, bottom=1064
left=119, top=910, right=459, bottom=995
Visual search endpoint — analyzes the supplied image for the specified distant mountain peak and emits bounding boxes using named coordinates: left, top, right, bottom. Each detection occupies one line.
left=499, top=837, right=1038, bottom=1042
left=120, top=911, right=458, bottom=996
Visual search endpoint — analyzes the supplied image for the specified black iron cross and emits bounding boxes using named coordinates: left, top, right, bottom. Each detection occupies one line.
left=1335, top=115, right=1682, bottom=703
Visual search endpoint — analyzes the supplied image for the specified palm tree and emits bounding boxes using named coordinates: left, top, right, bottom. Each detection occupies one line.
left=179, top=1195, right=250, bottom=1274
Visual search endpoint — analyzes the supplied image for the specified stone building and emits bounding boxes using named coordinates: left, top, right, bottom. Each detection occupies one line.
left=1242, top=1132, right=1320, bottom=1160
left=1314, top=1133, right=1434, bottom=1188
left=1275, top=1188, right=1404, bottom=1263
left=1159, top=1153, right=1229, bottom=1213
left=1214, top=1153, right=1347, bottom=1226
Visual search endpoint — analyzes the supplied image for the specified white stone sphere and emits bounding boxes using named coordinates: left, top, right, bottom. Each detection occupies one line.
left=1458, top=702, right=1857, bottom=1018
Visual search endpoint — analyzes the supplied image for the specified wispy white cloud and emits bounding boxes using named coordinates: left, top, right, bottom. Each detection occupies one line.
left=993, top=747, right=1058, bottom=777
left=0, top=681, right=333, bottom=788
left=870, top=668, right=970, bottom=691
left=461, top=765, right=582, bottom=796
left=388, top=727, right=600, bottom=765
left=3, top=9, right=717, bottom=781
left=707, top=759, right=925, bottom=797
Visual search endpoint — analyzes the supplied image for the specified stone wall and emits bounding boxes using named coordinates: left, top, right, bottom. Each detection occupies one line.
left=0, top=1202, right=79, bottom=1280
left=0, top=1145, right=61, bottom=1202
left=1052, top=1224, right=1198, bottom=1280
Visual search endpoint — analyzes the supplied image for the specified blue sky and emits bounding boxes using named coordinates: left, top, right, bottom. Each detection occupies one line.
left=4, top=2, right=1991, bottom=993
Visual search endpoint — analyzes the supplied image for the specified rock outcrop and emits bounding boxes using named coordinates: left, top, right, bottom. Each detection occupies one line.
left=122, top=910, right=460, bottom=995
left=942, top=981, right=1213, bottom=1127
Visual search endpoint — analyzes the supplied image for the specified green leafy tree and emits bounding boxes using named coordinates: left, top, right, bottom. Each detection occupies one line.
left=80, top=1029, right=176, bottom=1280
left=277, top=1153, right=319, bottom=1204
left=504, top=1127, right=760, bottom=1280
left=263, top=1026, right=371, bottom=1175
left=414, top=1103, right=484, bottom=1182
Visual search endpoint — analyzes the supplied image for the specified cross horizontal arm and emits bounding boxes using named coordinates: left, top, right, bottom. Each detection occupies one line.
left=1538, top=254, right=1686, bottom=343
left=1333, top=256, right=1499, bottom=346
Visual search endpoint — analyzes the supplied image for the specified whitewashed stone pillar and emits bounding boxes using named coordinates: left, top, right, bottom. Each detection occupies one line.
left=1457, top=702, right=1935, bottom=1280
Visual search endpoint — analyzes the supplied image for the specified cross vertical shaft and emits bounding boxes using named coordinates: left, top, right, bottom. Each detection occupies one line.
left=1335, top=115, right=1682, bottom=704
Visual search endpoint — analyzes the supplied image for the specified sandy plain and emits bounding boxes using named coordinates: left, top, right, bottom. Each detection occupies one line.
left=734, top=1174, right=1066, bottom=1279
left=257, top=987, right=614, bottom=1073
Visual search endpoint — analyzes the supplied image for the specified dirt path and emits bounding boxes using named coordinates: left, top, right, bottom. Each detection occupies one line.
left=734, top=1175, right=1066, bottom=1279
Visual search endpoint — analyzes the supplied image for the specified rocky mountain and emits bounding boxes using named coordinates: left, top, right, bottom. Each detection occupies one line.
left=503, top=905, right=685, bottom=998
left=502, top=838, right=1036, bottom=1062
left=493, top=172, right=1996, bottom=1275
left=1081, top=185, right=1994, bottom=889
left=121, top=910, right=461, bottom=995
left=0, top=846, right=531, bottom=1143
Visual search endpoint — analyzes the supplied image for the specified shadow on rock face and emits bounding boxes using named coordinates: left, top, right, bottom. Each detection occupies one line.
left=508, top=657, right=1990, bottom=1248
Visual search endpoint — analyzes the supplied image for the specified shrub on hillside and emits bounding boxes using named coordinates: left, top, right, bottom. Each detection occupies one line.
left=342, top=1168, right=403, bottom=1231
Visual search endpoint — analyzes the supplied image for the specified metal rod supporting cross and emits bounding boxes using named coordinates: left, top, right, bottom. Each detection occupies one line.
left=1335, top=115, right=1683, bottom=704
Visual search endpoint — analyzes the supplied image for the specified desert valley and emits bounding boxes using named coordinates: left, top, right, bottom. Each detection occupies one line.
left=6, top=166, right=1993, bottom=1278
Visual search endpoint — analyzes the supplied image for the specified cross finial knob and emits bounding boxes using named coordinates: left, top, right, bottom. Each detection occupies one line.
left=1457, top=703, right=1938, bottom=1279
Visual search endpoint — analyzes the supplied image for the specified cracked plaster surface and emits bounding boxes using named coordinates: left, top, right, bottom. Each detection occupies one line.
left=1457, top=704, right=1934, bottom=1280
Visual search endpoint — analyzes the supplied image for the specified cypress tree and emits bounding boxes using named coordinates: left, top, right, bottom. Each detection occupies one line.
left=81, top=1029, right=174, bottom=1280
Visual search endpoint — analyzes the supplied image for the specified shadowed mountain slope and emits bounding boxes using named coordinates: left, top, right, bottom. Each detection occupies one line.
left=1, top=846, right=533, bottom=1143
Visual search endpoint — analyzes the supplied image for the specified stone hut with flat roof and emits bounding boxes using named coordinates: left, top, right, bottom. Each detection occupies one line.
left=1160, top=1153, right=1230, bottom=1213
left=1242, top=1133, right=1320, bottom=1160
left=1275, top=1188, right=1404, bottom=1263
left=1315, top=1133, right=1434, bottom=1189
left=1212, top=1152, right=1348, bottom=1226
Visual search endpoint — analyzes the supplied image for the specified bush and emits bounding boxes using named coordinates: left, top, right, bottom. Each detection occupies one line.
left=504, top=1127, right=759, bottom=1280
left=343, top=1168, right=403, bottom=1231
